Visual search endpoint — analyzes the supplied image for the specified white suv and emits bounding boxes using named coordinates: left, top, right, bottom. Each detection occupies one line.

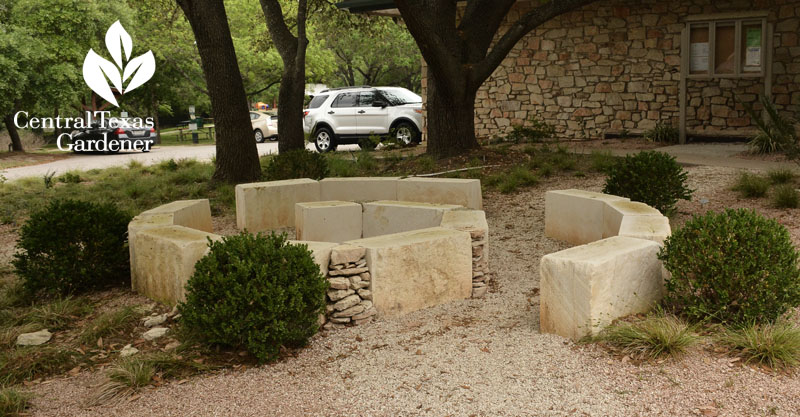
left=303, top=86, right=423, bottom=152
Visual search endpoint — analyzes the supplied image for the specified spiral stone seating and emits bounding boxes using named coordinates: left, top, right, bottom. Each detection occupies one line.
left=540, top=189, right=671, bottom=339
left=129, top=177, right=489, bottom=324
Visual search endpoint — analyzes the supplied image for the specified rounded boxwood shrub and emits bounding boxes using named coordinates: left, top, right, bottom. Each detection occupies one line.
left=263, top=149, right=329, bottom=181
left=602, top=151, right=693, bottom=215
left=178, top=232, right=328, bottom=363
left=13, top=199, right=132, bottom=297
left=659, top=209, right=800, bottom=324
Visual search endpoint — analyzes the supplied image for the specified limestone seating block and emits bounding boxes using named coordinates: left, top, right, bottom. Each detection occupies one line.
left=289, top=240, right=338, bottom=276
left=235, top=179, right=320, bottom=232
left=131, top=225, right=222, bottom=305
left=545, top=190, right=629, bottom=245
left=362, top=200, right=461, bottom=238
left=617, top=215, right=672, bottom=245
left=320, top=177, right=400, bottom=202
left=397, top=177, right=482, bottom=209
left=602, top=200, right=664, bottom=239
left=346, top=227, right=472, bottom=317
left=539, top=236, right=664, bottom=340
left=139, top=199, right=213, bottom=233
left=295, top=201, right=362, bottom=243
left=439, top=209, right=489, bottom=238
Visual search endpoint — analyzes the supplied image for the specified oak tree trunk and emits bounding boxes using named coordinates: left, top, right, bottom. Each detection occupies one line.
left=3, top=113, right=24, bottom=152
left=177, top=0, right=261, bottom=183
left=425, top=73, right=479, bottom=157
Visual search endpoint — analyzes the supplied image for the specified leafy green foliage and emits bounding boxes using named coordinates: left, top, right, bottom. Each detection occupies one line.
left=506, top=116, right=556, bottom=143
left=744, top=96, right=798, bottom=155
left=603, top=151, right=693, bottom=215
left=179, top=232, right=328, bottom=363
left=732, top=172, right=770, bottom=198
left=13, top=200, right=131, bottom=297
left=596, top=314, right=698, bottom=360
left=263, top=149, right=329, bottom=181
left=659, top=209, right=800, bottom=324
left=772, top=184, right=799, bottom=209
left=721, top=321, right=800, bottom=369
left=643, top=122, right=679, bottom=143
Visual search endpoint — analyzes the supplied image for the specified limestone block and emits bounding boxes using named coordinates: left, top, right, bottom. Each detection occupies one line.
left=319, top=177, right=400, bottom=202
left=397, top=177, right=482, bottom=209
left=289, top=240, right=338, bottom=276
left=602, top=200, right=664, bottom=238
left=544, top=189, right=629, bottom=245
left=362, top=201, right=461, bottom=238
left=346, top=227, right=472, bottom=317
left=440, top=209, right=489, bottom=238
left=539, top=236, right=664, bottom=340
left=295, top=201, right=362, bottom=242
left=131, top=225, right=222, bottom=305
left=330, top=244, right=367, bottom=265
left=235, top=179, right=320, bottom=232
left=139, top=199, right=213, bottom=233
left=617, top=215, right=671, bottom=245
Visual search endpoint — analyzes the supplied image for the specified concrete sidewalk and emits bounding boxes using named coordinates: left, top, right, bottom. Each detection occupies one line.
left=574, top=142, right=798, bottom=171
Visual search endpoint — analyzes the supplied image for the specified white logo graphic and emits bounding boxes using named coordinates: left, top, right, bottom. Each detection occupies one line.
left=82, top=21, right=155, bottom=107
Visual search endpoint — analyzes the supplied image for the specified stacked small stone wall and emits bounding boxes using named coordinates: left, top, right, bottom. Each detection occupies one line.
left=470, top=228, right=490, bottom=298
left=322, top=246, right=376, bottom=330
left=420, top=0, right=800, bottom=140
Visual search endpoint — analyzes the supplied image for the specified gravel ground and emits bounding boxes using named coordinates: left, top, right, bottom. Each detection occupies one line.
left=25, top=166, right=800, bottom=416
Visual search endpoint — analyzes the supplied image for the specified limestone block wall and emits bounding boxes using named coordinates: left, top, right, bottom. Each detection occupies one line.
left=540, top=189, right=672, bottom=339
left=440, top=210, right=491, bottom=298
left=420, top=0, right=800, bottom=140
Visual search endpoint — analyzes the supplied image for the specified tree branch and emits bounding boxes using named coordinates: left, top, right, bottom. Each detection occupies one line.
left=246, top=80, right=280, bottom=96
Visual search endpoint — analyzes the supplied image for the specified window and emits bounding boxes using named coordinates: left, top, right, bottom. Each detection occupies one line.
left=358, top=92, right=376, bottom=107
left=307, top=95, right=328, bottom=109
left=687, top=16, right=765, bottom=77
left=331, top=93, right=357, bottom=108
left=249, top=112, right=259, bottom=120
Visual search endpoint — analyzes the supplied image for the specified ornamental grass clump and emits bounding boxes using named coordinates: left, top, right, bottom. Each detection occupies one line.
left=179, top=232, right=328, bottom=363
left=658, top=209, right=800, bottom=324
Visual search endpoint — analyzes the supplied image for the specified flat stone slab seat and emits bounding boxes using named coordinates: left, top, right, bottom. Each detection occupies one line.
left=346, top=227, right=472, bottom=317
left=539, top=236, right=664, bottom=340
left=235, top=178, right=320, bottom=232
left=617, top=214, right=672, bottom=244
left=128, top=199, right=221, bottom=305
left=295, top=201, right=362, bottom=243
left=397, top=177, right=483, bottom=209
left=602, top=200, right=665, bottom=240
left=544, top=189, right=630, bottom=245
left=320, top=177, right=400, bottom=202
left=362, top=200, right=462, bottom=238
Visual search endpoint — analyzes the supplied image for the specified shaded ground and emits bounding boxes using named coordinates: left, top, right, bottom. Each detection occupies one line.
left=22, top=166, right=800, bottom=416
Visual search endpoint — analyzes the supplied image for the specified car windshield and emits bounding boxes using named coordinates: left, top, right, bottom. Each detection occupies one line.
left=378, top=88, right=422, bottom=105
left=307, top=95, right=328, bottom=109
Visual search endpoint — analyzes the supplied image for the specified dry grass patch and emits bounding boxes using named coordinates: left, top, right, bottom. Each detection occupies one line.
left=595, top=314, right=699, bottom=361
left=0, top=386, right=32, bottom=416
left=79, top=306, right=139, bottom=346
left=720, top=321, right=800, bottom=369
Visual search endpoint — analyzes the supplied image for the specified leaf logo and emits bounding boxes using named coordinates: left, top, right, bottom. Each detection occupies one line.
left=82, top=21, right=155, bottom=107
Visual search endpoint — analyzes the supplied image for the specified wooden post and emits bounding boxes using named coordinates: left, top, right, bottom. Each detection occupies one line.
left=679, top=26, right=688, bottom=144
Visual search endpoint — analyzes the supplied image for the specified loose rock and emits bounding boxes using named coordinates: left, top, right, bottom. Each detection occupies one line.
left=120, top=344, right=139, bottom=357
left=16, top=329, right=52, bottom=346
left=143, top=314, right=168, bottom=327
left=330, top=245, right=366, bottom=265
left=143, top=327, right=169, bottom=341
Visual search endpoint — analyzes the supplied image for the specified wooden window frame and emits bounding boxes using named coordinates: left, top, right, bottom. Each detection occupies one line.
left=686, top=13, right=767, bottom=79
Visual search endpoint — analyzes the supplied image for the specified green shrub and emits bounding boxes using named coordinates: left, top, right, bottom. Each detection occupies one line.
left=506, top=116, right=556, bottom=143
left=179, top=232, right=328, bottom=363
left=773, top=184, right=799, bottom=209
left=589, top=150, right=618, bottom=173
left=643, top=122, right=679, bottom=143
left=732, top=172, right=769, bottom=198
left=602, top=151, right=693, bottom=215
left=596, top=314, right=698, bottom=360
left=495, top=166, right=538, bottom=194
left=744, top=96, right=798, bottom=155
left=263, top=149, right=329, bottom=181
left=58, top=172, right=82, bottom=184
left=659, top=209, right=800, bottom=324
left=767, top=169, right=796, bottom=185
left=720, top=321, right=800, bottom=369
left=13, top=200, right=131, bottom=297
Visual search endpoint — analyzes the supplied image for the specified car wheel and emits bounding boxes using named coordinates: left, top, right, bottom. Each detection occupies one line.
left=254, top=129, right=265, bottom=143
left=394, top=122, right=419, bottom=146
left=314, top=128, right=336, bottom=153
left=268, top=135, right=278, bottom=142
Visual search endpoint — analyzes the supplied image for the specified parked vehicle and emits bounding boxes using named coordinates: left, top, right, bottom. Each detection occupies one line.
left=251, top=111, right=278, bottom=143
left=69, top=120, right=155, bottom=153
left=303, top=86, right=423, bottom=152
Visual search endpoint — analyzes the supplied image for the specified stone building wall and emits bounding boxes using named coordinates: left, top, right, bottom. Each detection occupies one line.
left=420, top=0, right=800, bottom=140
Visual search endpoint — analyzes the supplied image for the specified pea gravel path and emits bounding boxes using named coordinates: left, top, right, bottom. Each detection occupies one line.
left=29, top=166, right=800, bottom=416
